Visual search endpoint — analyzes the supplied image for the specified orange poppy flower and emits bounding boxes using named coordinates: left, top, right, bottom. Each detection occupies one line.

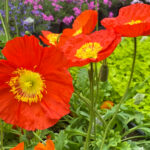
left=101, top=3, right=150, bottom=37
left=34, top=140, right=55, bottom=150
left=0, top=35, right=73, bottom=130
left=58, top=10, right=98, bottom=46
left=39, top=31, right=60, bottom=46
left=100, top=101, right=114, bottom=109
left=10, top=142, right=24, bottom=150
left=61, top=30, right=121, bottom=67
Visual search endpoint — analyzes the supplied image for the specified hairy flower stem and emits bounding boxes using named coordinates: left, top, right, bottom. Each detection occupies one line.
left=74, top=92, right=106, bottom=126
left=4, top=0, right=10, bottom=40
left=94, top=63, right=99, bottom=140
left=95, top=0, right=98, bottom=31
left=0, top=121, right=3, bottom=150
left=0, top=13, right=8, bottom=42
left=99, top=37, right=137, bottom=150
left=33, top=131, right=44, bottom=143
left=84, top=63, right=94, bottom=150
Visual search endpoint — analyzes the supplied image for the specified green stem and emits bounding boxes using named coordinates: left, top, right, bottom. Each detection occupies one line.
left=94, top=62, right=100, bottom=140
left=33, top=131, right=44, bottom=143
left=0, top=13, right=8, bottom=42
left=13, top=16, right=19, bottom=37
left=74, top=92, right=106, bottom=126
left=99, top=37, right=137, bottom=150
left=122, top=123, right=150, bottom=138
left=84, top=63, right=94, bottom=150
left=95, top=0, right=98, bottom=31
left=4, top=0, right=10, bottom=40
left=0, top=121, right=3, bottom=150
left=122, top=135, right=146, bottom=142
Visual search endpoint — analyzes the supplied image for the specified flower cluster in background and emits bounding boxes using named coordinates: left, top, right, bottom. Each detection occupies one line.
left=0, top=0, right=150, bottom=37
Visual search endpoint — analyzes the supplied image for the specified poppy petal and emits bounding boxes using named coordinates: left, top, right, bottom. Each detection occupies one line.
left=2, top=35, right=43, bottom=69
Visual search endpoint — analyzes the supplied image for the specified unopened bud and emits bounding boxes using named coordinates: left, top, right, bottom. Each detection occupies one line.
left=99, top=64, right=109, bottom=82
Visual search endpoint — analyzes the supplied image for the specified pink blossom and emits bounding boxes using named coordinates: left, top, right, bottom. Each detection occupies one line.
left=103, top=0, right=108, bottom=4
left=108, top=12, right=114, bottom=17
left=63, top=16, right=74, bottom=25
left=38, top=4, right=43, bottom=9
left=73, top=7, right=81, bottom=16
left=42, top=13, right=54, bottom=21
left=88, top=1, right=95, bottom=9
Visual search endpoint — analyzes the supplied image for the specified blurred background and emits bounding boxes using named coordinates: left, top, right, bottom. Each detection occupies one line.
left=0, top=0, right=150, bottom=37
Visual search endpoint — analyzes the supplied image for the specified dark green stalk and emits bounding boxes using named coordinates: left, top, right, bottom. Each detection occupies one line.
left=99, top=37, right=137, bottom=150
left=95, top=0, right=98, bottom=31
left=74, top=92, right=106, bottom=126
left=33, top=131, right=44, bottom=143
left=13, top=16, right=19, bottom=37
left=84, top=63, right=94, bottom=150
left=0, top=121, right=3, bottom=150
left=94, top=0, right=99, bottom=140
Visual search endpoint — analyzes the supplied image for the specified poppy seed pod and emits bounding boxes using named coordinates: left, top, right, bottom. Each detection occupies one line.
left=99, top=64, right=109, bottom=82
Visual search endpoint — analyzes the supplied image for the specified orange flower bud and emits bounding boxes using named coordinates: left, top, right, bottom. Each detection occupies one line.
left=100, top=101, right=114, bottom=109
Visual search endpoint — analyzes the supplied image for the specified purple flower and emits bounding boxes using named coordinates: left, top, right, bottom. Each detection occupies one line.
left=10, top=26, right=15, bottom=31
left=103, top=0, right=108, bottom=4
left=63, top=16, right=74, bottom=25
left=88, top=1, right=95, bottom=9
left=108, top=12, right=114, bottom=17
left=0, top=10, right=5, bottom=17
left=73, top=7, right=81, bottom=16
left=42, top=13, right=54, bottom=21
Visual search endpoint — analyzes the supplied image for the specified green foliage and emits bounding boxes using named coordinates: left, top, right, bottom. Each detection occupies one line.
left=106, top=36, right=150, bottom=120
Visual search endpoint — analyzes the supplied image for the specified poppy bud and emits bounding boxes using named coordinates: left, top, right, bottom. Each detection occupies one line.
left=99, top=64, right=109, bottom=82
left=100, top=101, right=114, bottom=109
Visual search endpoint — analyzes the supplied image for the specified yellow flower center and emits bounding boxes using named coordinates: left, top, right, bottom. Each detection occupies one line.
left=73, top=28, right=82, bottom=36
left=47, top=33, right=60, bottom=45
left=75, top=42, right=103, bottom=59
left=126, top=20, right=142, bottom=25
left=8, top=68, right=46, bottom=104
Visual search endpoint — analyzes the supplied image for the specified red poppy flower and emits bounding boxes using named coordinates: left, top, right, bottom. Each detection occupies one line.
left=0, top=35, right=73, bottom=131
left=39, top=31, right=60, bottom=46
left=100, top=101, right=114, bottom=109
left=10, top=142, right=24, bottom=150
left=61, top=30, right=121, bottom=67
left=59, top=10, right=98, bottom=46
left=101, top=3, right=150, bottom=37
left=34, top=140, right=55, bottom=150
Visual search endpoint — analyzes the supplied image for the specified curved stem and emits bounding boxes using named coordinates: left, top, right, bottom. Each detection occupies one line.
left=122, top=135, right=145, bottom=142
left=99, top=37, right=137, bottom=150
left=84, top=63, right=94, bottom=150
left=0, top=13, right=8, bottom=42
left=4, top=0, right=10, bottom=40
left=33, top=131, right=44, bottom=143
left=74, top=92, right=106, bottom=126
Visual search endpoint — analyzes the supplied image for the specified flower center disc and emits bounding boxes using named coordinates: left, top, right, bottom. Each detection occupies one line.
left=75, top=42, right=103, bottom=59
left=8, top=69, right=46, bottom=104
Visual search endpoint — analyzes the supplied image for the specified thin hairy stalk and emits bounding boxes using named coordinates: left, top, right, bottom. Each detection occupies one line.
left=0, top=13, right=8, bottom=41
left=122, top=135, right=146, bottom=142
left=4, top=0, right=10, bottom=40
left=84, top=63, right=94, bottom=150
left=74, top=92, right=106, bottom=126
left=100, top=37, right=137, bottom=150
left=33, top=132, right=44, bottom=143
left=95, top=0, right=98, bottom=31
left=0, top=121, right=3, bottom=150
